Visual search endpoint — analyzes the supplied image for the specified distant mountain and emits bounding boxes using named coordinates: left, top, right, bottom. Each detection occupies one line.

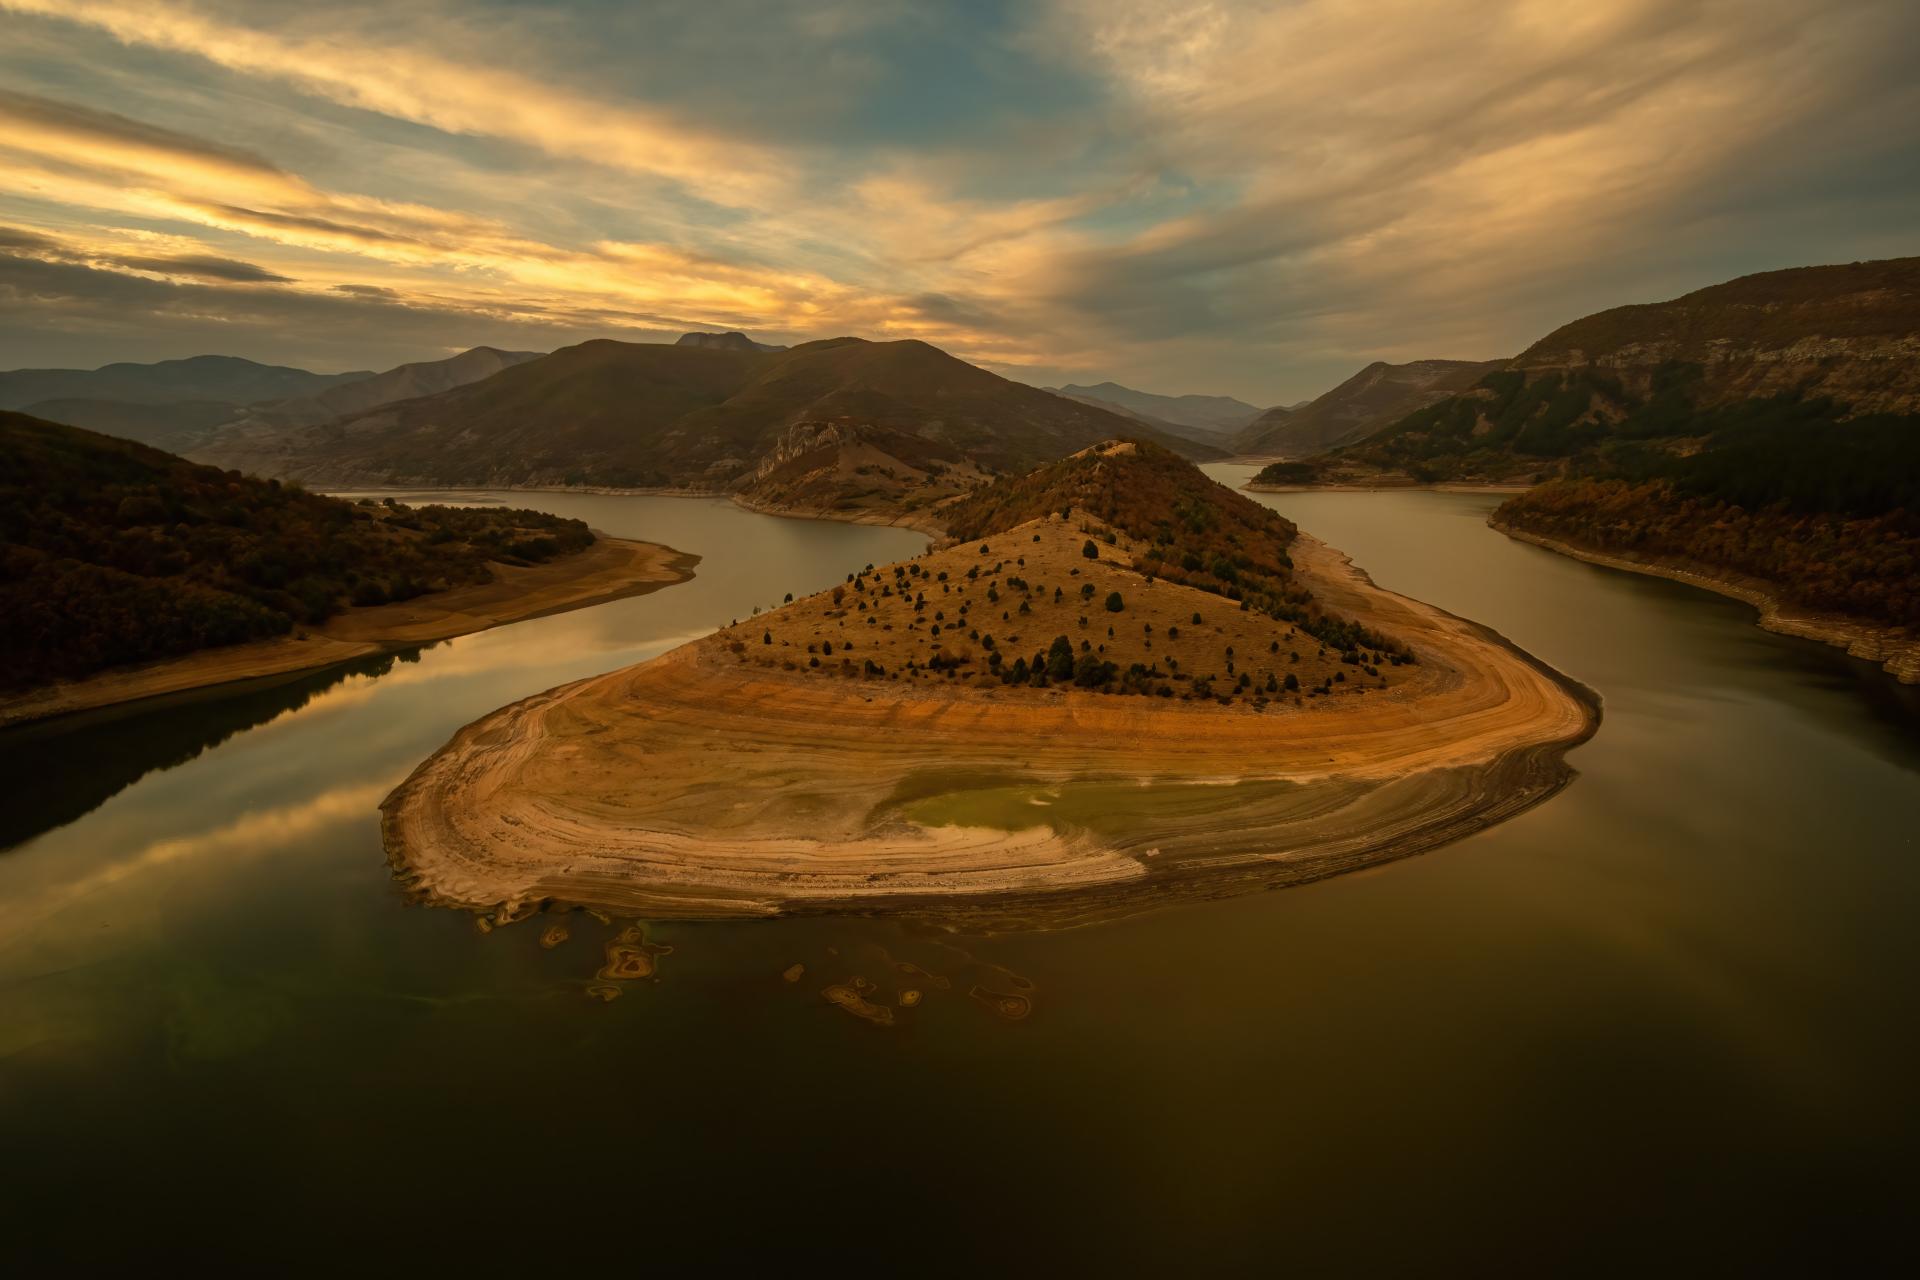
left=200, top=336, right=1225, bottom=510
left=27, top=347, right=545, bottom=456
left=676, top=331, right=786, bottom=353
left=1050, top=381, right=1264, bottom=438
left=16, top=398, right=241, bottom=452
left=1294, top=256, right=1920, bottom=485
left=1234, top=359, right=1504, bottom=457
left=0, top=354, right=372, bottom=412
left=240, top=346, right=544, bottom=428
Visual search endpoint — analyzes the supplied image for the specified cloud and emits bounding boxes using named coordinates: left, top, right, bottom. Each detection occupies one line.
left=1, top=0, right=784, bottom=203
left=0, top=0, right=1915, bottom=401
left=106, top=252, right=291, bottom=282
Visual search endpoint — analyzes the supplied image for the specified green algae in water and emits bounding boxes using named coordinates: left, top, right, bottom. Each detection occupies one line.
left=895, top=772, right=1316, bottom=844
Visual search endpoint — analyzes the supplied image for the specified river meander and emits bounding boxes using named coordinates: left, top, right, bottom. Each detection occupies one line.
left=3, top=469, right=1914, bottom=1268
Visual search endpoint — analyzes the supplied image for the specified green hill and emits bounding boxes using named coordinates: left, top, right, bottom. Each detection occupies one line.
left=0, top=412, right=594, bottom=690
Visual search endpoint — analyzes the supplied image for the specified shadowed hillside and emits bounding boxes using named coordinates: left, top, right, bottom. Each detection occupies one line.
left=0, top=412, right=595, bottom=689
left=1234, top=359, right=1503, bottom=458
left=1281, top=257, right=1920, bottom=486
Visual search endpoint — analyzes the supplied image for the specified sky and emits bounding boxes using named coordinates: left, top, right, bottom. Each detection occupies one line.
left=1, top=0, right=1917, bottom=405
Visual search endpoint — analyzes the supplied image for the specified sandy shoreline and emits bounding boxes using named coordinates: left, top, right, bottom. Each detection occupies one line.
left=0, top=537, right=700, bottom=728
left=382, top=525, right=1600, bottom=930
left=1244, top=480, right=1532, bottom=495
left=727, top=490, right=949, bottom=536
left=1493, top=521, right=1920, bottom=684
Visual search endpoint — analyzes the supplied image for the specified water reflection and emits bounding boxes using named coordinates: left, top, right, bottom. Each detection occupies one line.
left=0, top=649, right=421, bottom=850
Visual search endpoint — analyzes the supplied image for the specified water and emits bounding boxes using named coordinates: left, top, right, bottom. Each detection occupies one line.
left=2, top=473, right=1915, bottom=1269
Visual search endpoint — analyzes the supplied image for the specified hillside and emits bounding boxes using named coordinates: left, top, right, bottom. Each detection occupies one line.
left=12, top=349, right=536, bottom=455
left=0, top=354, right=371, bottom=411
left=198, top=335, right=1224, bottom=501
left=1051, top=381, right=1263, bottom=438
left=1490, top=403, right=1920, bottom=679
left=0, top=412, right=599, bottom=690
left=1291, top=257, right=1920, bottom=485
left=1233, top=359, right=1502, bottom=457
left=941, top=441, right=1399, bottom=657
left=240, top=346, right=543, bottom=428
left=16, top=397, right=240, bottom=451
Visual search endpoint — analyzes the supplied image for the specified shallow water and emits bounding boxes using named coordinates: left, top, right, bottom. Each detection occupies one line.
left=2, top=473, right=1915, bottom=1269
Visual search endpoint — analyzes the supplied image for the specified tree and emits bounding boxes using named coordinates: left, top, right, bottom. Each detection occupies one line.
left=762, top=630, right=772, bottom=644
left=1104, top=591, right=1123, bottom=612
left=1284, top=673, right=1299, bottom=691
left=1082, top=539, right=1098, bottom=560
left=1046, top=634, right=1075, bottom=680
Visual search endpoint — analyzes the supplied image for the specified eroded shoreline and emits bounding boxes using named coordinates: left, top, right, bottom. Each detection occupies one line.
left=1493, top=520, right=1920, bottom=684
left=382, top=528, right=1600, bottom=930
left=0, top=537, right=700, bottom=728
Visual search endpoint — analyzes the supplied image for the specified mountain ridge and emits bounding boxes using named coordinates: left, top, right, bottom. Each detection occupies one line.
left=196, top=335, right=1227, bottom=510
left=0, top=354, right=374, bottom=412
left=1234, top=359, right=1504, bottom=458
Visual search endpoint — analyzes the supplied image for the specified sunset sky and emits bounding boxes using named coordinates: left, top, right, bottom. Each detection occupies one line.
left=2, top=0, right=1916, bottom=404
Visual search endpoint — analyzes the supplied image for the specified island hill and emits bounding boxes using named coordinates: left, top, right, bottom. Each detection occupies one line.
left=383, top=441, right=1598, bottom=928
left=1248, top=256, right=1920, bottom=683
left=0, top=412, right=697, bottom=726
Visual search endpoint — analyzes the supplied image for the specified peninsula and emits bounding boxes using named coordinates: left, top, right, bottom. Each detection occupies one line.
left=0, top=413, right=697, bottom=726
left=383, top=442, right=1598, bottom=928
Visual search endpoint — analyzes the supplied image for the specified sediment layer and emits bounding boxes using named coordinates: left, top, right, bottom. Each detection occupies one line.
left=382, top=529, right=1599, bottom=929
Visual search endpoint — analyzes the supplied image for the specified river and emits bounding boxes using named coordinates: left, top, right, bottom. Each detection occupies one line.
left=2, top=468, right=1915, bottom=1269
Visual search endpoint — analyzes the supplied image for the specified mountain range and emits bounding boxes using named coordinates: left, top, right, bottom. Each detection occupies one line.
left=0, top=348, right=540, bottom=454
left=193, top=335, right=1224, bottom=517
left=0, top=354, right=373, bottom=416
left=1047, top=381, right=1265, bottom=445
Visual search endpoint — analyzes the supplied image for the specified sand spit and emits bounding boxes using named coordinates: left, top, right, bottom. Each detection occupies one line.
left=383, top=524, right=1598, bottom=930
left=0, top=537, right=699, bottom=728
left=1494, top=521, right=1920, bottom=685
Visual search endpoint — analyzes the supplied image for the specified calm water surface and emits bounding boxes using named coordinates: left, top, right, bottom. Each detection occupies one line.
left=3, top=472, right=1915, bottom=1269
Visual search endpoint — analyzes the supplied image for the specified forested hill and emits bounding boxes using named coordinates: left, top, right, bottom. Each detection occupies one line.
left=1494, top=407, right=1920, bottom=636
left=0, top=412, right=594, bottom=689
left=941, top=440, right=1401, bottom=657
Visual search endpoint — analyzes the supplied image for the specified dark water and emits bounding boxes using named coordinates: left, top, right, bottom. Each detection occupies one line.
left=3, top=472, right=1915, bottom=1270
